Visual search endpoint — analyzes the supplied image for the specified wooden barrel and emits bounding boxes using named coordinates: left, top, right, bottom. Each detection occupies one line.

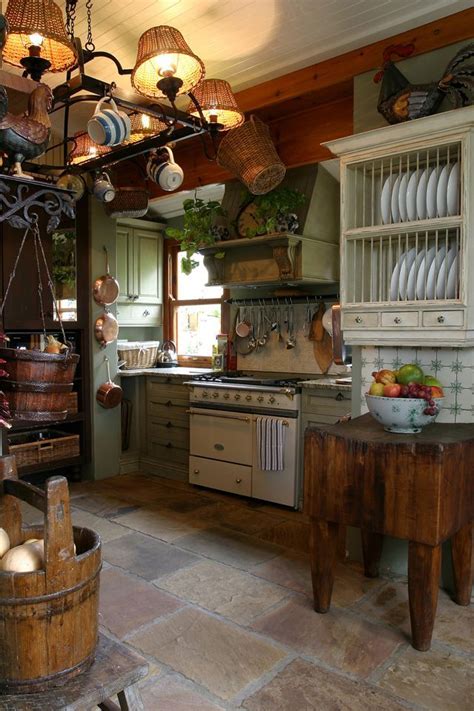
left=0, top=456, right=101, bottom=693
left=0, top=348, right=79, bottom=422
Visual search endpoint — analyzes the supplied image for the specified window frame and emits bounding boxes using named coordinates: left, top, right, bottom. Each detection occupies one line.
left=163, top=240, right=229, bottom=366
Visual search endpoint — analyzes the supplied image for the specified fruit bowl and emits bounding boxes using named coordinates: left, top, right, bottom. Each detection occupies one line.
left=365, top=395, right=444, bottom=434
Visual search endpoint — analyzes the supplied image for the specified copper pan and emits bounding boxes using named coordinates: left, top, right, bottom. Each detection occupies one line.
left=93, top=246, right=120, bottom=306
left=96, top=357, right=122, bottom=409
left=94, top=310, right=119, bottom=348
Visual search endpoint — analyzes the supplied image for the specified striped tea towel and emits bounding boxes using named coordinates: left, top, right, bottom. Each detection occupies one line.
left=256, top=416, right=286, bottom=471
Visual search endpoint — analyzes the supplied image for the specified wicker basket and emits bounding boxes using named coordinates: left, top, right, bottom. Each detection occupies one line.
left=104, top=188, right=149, bottom=219
left=8, top=430, right=80, bottom=469
left=217, top=115, right=286, bottom=195
left=66, top=391, right=78, bottom=414
left=117, top=341, right=161, bottom=369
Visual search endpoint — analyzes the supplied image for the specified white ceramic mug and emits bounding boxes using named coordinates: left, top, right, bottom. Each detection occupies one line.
left=146, top=147, right=184, bottom=192
left=88, top=97, right=131, bottom=147
left=93, top=172, right=116, bottom=203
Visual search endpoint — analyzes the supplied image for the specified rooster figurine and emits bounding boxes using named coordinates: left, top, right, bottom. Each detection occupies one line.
left=0, top=83, right=52, bottom=178
left=375, top=43, right=474, bottom=124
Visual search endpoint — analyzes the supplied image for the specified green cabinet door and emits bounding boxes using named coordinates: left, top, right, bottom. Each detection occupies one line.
left=133, top=229, right=163, bottom=304
left=116, top=224, right=134, bottom=303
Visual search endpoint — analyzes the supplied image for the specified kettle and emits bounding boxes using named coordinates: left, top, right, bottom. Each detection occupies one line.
left=156, top=339, right=178, bottom=366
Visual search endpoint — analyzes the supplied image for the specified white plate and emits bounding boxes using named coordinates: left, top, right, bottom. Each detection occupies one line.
left=406, top=249, right=426, bottom=300
left=398, top=247, right=416, bottom=299
left=406, top=171, right=418, bottom=221
left=381, top=175, right=396, bottom=224
left=426, top=245, right=447, bottom=300
left=390, top=250, right=406, bottom=301
left=390, top=175, right=401, bottom=223
left=447, top=254, right=459, bottom=298
left=322, top=307, right=333, bottom=336
left=436, top=245, right=457, bottom=299
left=416, top=245, right=436, bottom=299
left=416, top=168, right=430, bottom=220
left=436, top=164, right=450, bottom=218
left=426, top=166, right=440, bottom=219
left=398, top=172, right=410, bottom=222
left=447, top=162, right=460, bottom=216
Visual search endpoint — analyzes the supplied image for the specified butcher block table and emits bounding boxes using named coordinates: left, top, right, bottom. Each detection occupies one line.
left=304, top=414, right=474, bottom=651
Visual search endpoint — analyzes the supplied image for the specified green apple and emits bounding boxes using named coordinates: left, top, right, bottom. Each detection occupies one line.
left=369, top=382, right=385, bottom=396
left=424, top=375, right=443, bottom=388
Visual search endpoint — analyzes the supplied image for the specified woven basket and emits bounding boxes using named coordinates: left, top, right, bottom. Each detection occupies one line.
left=104, top=188, right=149, bottom=219
left=217, top=115, right=286, bottom=195
left=9, top=430, right=80, bottom=469
left=117, top=341, right=161, bottom=369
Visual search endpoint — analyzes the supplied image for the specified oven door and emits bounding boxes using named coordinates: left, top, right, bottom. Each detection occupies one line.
left=188, top=407, right=253, bottom=465
left=251, top=414, right=299, bottom=507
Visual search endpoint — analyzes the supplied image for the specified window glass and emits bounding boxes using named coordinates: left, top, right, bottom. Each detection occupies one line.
left=176, top=304, right=221, bottom=356
left=177, top=253, right=223, bottom=300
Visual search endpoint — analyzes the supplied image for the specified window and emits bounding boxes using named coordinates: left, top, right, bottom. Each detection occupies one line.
left=164, top=244, right=227, bottom=365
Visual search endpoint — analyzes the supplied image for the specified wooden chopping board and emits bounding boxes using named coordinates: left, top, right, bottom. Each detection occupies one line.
left=309, top=302, right=333, bottom=373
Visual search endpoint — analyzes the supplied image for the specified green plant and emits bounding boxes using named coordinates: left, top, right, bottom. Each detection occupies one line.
left=52, top=231, right=76, bottom=287
left=241, top=187, right=305, bottom=237
left=166, top=197, right=227, bottom=274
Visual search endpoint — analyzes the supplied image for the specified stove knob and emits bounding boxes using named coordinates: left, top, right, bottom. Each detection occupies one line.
left=257, top=395, right=264, bottom=402
left=234, top=393, right=241, bottom=401
left=269, top=396, right=276, bottom=404
left=223, top=393, right=230, bottom=400
left=212, top=392, right=219, bottom=399
left=245, top=394, right=252, bottom=401
left=202, top=391, right=209, bottom=399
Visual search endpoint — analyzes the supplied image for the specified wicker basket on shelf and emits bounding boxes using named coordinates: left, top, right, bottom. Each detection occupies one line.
left=217, top=115, right=286, bottom=195
left=104, top=188, right=149, bottom=219
left=117, top=341, right=160, bottom=369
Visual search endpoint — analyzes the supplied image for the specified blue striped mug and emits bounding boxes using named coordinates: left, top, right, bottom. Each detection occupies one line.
left=87, top=98, right=131, bottom=147
left=146, top=147, right=184, bottom=192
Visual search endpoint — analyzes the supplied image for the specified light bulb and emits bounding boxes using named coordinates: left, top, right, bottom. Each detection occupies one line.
left=208, top=107, right=219, bottom=123
left=88, top=145, right=98, bottom=157
left=141, top=114, right=151, bottom=129
left=154, top=53, right=177, bottom=78
left=29, top=33, right=44, bottom=47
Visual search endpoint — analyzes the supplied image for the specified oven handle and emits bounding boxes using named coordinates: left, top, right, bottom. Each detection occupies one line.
left=187, top=409, right=251, bottom=423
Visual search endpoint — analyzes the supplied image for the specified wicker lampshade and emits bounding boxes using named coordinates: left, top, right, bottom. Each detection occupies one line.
left=131, top=25, right=204, bottom=99
left=3, top=0, right=77, bottom=73
left=69, top=132, right=111, bottom=165
left=127, top=112, right=168, bottom=143
left=188, top=78, right=244, bottom=130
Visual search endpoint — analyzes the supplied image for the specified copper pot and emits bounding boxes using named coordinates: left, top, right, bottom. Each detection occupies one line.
left=93, top=246, right=120, bottom=306
left=94, top=310, right=119, bottom=348
left=96, top=357, right=122, bottom=409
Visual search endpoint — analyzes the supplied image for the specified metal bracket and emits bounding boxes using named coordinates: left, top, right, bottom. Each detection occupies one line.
left=0, top=175, right=75, bottom=230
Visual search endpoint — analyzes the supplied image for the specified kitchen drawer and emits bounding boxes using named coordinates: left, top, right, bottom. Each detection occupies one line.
left=304, top=414, right=347, bottom=428
left=380, top=311, right=419, bottom=328
left=302, top=391, right=351, bottom=417
left=148, top=440, right=189, bottom=465
left=189, top=408, right=252, bottom=465
left=148, top=400, right=189, bottom=423
left=189, top=455, right=251, bottom=496
left=147, top=380, right=189, bottom=403
left=148, top=418, right=189, bottom=447
left=116, top=303, right=162, bottom=326
left=422, top=309, right=464, bottom=327
left=342, top=311, right=378, bottom=328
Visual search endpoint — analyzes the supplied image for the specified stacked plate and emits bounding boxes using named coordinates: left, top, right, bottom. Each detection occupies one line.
left=381, top=162, right=460, bottom=224
left=389, top=244, right=459, bottom=301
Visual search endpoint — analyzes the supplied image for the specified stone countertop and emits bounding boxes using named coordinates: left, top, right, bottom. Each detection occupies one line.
left=301, top=377, right=352, bottom=392
left=117, top=367, right=213, bottom=378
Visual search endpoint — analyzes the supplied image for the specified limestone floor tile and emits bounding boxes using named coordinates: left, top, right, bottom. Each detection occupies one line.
left=140, top=674, right=225, bottom=711
left=358, top=581, right=474, bottom=652
left=70, top=507, right=129, bottom=543
left=128, top=607, right=286, bottom=701
left=252, top=597, right=402, bottom=678
left=174, top=526, right=283, bottom=570
left=99, top=567, right=184, bottom=639
left=99, top=474, right=176, bottom=504
left=242, top=658, right=407, bottom=711
left=73, top=491, right=141, bottom=518
left=377, top=645, right=474, bottom=711
left=177, top=500, right=283, bottom=536
left=157, top=492, right=217, bottom=514
left=155, top=560, right=291, bottom=625
left=256, top=520, right=311, bottom=553
left=103, top=532, right=199, bottom=581
left=112, top=504, right=215, bottom=542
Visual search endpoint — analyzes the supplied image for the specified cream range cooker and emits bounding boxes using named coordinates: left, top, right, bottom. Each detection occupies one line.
left=186, top=372, right=303, bottom=508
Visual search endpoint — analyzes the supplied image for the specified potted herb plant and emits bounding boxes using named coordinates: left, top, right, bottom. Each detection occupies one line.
left=239, top=186, right=306, bottom=238
left=166, top=197, right=228, bottom=274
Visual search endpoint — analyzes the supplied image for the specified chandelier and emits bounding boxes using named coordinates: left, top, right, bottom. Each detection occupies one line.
left=0, top=0, right=246, bottom=178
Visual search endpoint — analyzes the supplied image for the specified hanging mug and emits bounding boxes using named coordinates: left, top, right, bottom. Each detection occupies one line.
left=93, top=172, right=116, bottom=203
left=87, top=97, right=131, bottom=147
left=146, top=147, right=184, bottom=192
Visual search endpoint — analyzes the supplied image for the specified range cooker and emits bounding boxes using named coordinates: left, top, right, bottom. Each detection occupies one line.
left=186, top=372, right=304, bottom=508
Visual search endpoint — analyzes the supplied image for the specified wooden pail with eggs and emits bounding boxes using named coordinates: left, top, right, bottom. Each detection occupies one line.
left=0, top=456, right=101, bottom=693
left=0, top=347, right=79, bottom=422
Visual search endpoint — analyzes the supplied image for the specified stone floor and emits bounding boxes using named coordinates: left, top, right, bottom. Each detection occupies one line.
left=18, top=473, right=474, bottom=709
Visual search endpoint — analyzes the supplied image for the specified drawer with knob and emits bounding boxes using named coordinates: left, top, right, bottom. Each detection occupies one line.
left=342, top=312, right=378, bottom=329
left=189, top=455, right=251, bottom=496
left=422, top=309, right=464, bottom=328
left=147, top=418, right=189, bottom=447
left=380, top=311, right=419, bottom=328
left=148, top=440, right=189, bottom=465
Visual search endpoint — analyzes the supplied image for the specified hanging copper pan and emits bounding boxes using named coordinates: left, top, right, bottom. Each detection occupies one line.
left=94, top=310, right=119, bottom=348
left=93, top=246, right=120, bottom=306
left=96, top=357, right=123, bottom=409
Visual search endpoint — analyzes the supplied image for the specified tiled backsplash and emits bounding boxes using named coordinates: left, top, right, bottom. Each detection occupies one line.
left=360, top=346, right=474, bottom=422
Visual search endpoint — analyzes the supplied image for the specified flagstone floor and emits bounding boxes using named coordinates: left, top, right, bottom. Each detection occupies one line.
left=19, top=473, right=474, bottom=709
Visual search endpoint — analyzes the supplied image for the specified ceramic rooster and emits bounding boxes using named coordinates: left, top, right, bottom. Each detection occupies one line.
left=375, top=43, right=474, bottom=124
left=0, top=83, right=52, bottom=178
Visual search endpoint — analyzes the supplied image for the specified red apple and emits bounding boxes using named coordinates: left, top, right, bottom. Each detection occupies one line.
left=383, top=383, right=401, bottom=398
left=430, top=386, right=444, bottom=398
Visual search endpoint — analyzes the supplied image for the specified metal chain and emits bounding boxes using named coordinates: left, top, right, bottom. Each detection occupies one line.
left=85, top=0, right=95, bottom=52
left=32, top=223, right=68, bottom=346
left=33, top=228, right=47, bottom=339
left=65, top=0, right=78, bottom=42
left=0, top=226, right=30, bottom=318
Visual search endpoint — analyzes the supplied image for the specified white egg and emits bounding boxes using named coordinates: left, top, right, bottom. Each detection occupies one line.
left=0, top=527, right=10, bottom=558
left=1, top=544, right=43, bottom=572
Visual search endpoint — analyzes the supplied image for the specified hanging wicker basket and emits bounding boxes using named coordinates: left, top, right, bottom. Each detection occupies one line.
left=104, top=187, right=149, bottom=219
left=217, top=115, right=286, bottom=195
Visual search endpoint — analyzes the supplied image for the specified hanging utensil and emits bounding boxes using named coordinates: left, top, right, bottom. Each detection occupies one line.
left=94, top=310, right=119, bottom=349
left=96, top=356, right=123, bottom=409
left=93, top=246, right=120, bottom=306
left=286, top=304, right=296, bottom=349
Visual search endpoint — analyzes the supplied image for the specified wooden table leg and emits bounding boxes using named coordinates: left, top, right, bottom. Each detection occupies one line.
left=310, top=519, right=339, bottom=613
left=408, top=541, right=442, bottom=651
left=118, top=684, right=145, bottom=711
left=451, top=522, right=473, bottom=606
left=361, top=529, right=384, bottom=578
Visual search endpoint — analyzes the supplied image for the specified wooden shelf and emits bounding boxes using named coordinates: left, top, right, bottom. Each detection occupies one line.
left=10, top=413, right=84, bottom=432
left=18, top=455, right=83, bottom=477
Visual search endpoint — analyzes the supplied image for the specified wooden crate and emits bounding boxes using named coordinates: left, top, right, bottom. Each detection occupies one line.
left=8, top=430, right=80, bottom=469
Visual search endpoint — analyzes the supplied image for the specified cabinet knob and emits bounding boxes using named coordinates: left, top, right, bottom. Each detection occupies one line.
left=193, top=469, right=200, bottom=475
left=437, top=315, right=445, bottom=323
left=394, top=317, right=402, bottom=324
left=166, top=421, right=172, bottom=428
left=245, top=394, right=252, bottom=401
left=355, top=316, right=362, bottom=323
left=335, top=392, right=344, bottom=401
left=127, top=294, right=133, bottom=300
left=235, top=478, right=242, bottom=484
left=165, top=400, right=172, bottom=407
left=133, top=295, right=139, bottom=301
left=269, top=396, right=276, bottom=404
left=143, top=309, right=150, bottom=317
left=165, top=442, right=173, bottom=448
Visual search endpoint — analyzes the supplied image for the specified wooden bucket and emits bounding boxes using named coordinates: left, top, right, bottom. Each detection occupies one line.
left=0, top=456, right=101, bottom=693
left=0, top=348, right=79, bottom=422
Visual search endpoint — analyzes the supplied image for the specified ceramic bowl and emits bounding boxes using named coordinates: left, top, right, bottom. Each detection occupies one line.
left=365, top=395, right=444, bottom=433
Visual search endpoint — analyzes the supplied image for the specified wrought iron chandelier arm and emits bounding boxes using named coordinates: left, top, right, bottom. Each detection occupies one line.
left=82, top=50, right=133, bottom=76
